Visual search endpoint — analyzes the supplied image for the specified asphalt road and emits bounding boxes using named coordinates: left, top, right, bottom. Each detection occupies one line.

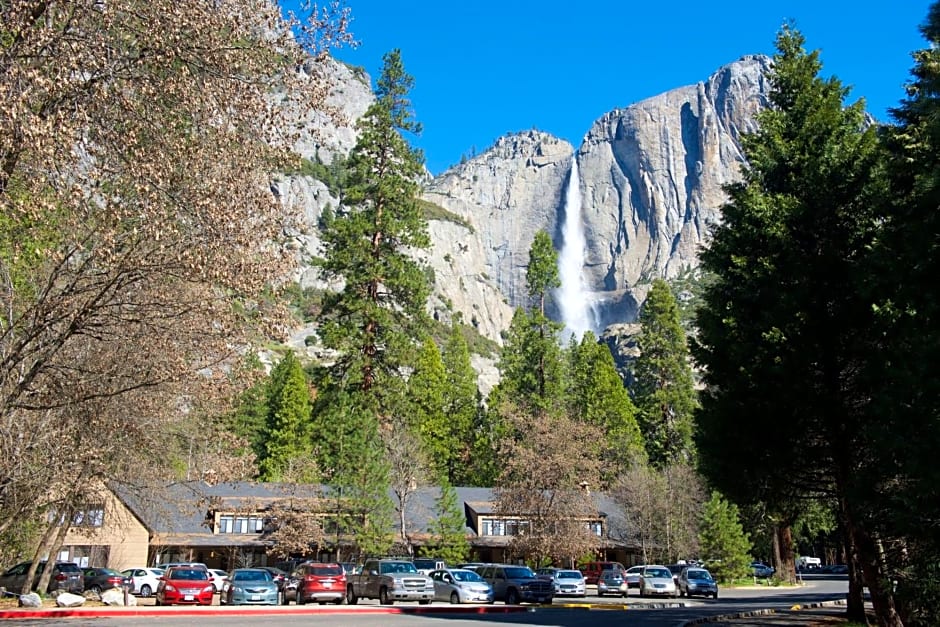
left=2, top=574, right=848, bottom=627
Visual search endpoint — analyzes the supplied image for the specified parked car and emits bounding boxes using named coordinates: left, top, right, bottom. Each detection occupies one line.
left=155, top=566, right=214, bottom=606
left=638, top=565, right=678, bottom=597
left=477, top=564, right=554, bottom=605
left=120, top=567, right=164, bottom=598
left=253, top=566, right=288, bottom=594
left=596, top=569, right=628, bottom=597
left=677, top=567, right=719, bottom=599
left=624, top=565, right=645, bottom=589
left=220, top=568, right=279, bottom=605
left=207, top=568, right=228, bottom=593
left=429, top=568, right=494, bottom=604
left=340, top=562, right=359, bottom=576
left=580, top=561, right=626, bottom=585
left=413, top=558, right=446, bottom=575
left=665, top=563, right=686, bottom=583
left=750, top=561, right=775, bottom=578
left=284, top=561, right=346, bottom=605
left=82, top=567, right=129, bottom=594
left=0, top=561, right=84, bottom=594
left=796, top=555, right=822, bottom=570
left=155, top=562, right=208, bottom=572
left=535, top=568, right=586, bottom=597
left=346, top=558, right=434, bottom=605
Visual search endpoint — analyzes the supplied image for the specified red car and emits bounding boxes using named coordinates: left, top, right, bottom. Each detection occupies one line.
left=155, top=566, right=214, bottom=606
left=285, top=562, right=346, bottom=605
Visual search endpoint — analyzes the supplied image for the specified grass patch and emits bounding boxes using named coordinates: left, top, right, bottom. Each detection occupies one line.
left=418, top=198, right=474, bottom=233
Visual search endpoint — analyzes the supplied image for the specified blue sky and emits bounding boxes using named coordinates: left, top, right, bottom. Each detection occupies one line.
left=281, top=1, right=933, bottom=175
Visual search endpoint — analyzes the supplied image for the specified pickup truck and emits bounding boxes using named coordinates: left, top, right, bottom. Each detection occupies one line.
left=345, top=559, right=434, bottom=605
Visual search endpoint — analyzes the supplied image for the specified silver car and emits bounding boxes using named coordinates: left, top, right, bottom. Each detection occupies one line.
left=536, top=568, right=586, bottom=597
left=429, top=568, right=494, bottom=604
left=638, top=565, right=678, bottom=597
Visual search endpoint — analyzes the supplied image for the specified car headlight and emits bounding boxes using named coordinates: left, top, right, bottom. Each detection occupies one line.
left=203, top=585, right=214, bottom=593
left=165, top=584, right=176, bottom=592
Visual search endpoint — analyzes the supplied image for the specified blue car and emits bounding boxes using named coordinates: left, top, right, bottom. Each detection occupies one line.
left=678, top=567, right=718, bottom=599
left=221, top=568, right=280, bottom=605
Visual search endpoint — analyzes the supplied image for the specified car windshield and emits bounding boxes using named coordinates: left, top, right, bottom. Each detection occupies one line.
left=687, top=569, right=712, bottom=580
left=558, top=570, right=581, bottom=579
left=645, top=568, right=672, bottom=578
left=169, top=569, right=208, bottom=581
left=504, top=567, right=535, bottom=579
left=234, top=570, right=271, bottom=582
left=413, top=559, right=435, bottom=569
left=310, top=565, right=343, bottom=576
left=380, top=562, right=417, bottom=574
left=451, top=569, right=483, bottom=582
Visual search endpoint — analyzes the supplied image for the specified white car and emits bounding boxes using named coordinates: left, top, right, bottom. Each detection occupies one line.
left=536, top=568, right=586, bottom=597
left=208, top=568, right=229, bottom=593
left=120, top=567, right=164, bottom=598
left=638, top=565, right=678, bottom=597
left=429, top=568, right=494, bottom=604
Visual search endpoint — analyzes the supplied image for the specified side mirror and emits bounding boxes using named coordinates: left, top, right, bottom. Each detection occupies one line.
left=369, top=570, right=378, bottom=576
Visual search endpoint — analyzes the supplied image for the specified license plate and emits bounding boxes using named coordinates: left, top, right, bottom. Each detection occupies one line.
left=251, top=595, right=260, bottom=600
left=323, top=582, right=331, bottom=588
left=184, top=595, right=194, bottom=601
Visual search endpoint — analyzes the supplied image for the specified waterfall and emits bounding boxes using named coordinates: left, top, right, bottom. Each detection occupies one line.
left=556, top=157, right=594, bottom=341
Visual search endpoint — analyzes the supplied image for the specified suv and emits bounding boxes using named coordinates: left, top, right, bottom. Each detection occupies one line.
left=580, top=561, right=625, bottom=585
left=0, top=561, right=84, bottom=594
left=477, top=564, right=554, bottom=605
left=285, top=562, right=346, bottom=605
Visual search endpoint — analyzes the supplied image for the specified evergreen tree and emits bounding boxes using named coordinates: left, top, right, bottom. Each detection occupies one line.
left=567, top=332, right=646, bottom=475
left=258, top=352, right=315, bottom=482
left=316, top=47, right=430, bottom=402
left=312, top=49, right=428, bottom=559
left=876, top=6, right=940, bottom=622
left=633, top=279, right=697, bottom=467
left=407, top=338, right=450, bottom=480
left=699, top=492, right=752, bottom=583
left=525, top=231, right=564, bottom=404
left=430, top=481, right=470, bottom=564
left=692, top=26, right=897, bottom=624
left=440, top=324, right=480, bottom=485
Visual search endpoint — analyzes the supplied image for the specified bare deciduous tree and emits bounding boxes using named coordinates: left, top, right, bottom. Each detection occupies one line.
left=0, top=0, right=351, bottom=589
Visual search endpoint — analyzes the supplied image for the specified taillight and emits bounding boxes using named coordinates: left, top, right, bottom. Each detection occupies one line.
left=55, top=574, right=67, bottom=581
left=304, top=574, right=317, bottom=583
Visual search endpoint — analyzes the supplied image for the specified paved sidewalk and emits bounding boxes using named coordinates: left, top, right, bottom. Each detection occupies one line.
left=691, top=601, right=873, bottom=626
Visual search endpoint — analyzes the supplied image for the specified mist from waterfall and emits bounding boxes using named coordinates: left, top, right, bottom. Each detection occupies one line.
left=556, top=157, right=595, bottom=341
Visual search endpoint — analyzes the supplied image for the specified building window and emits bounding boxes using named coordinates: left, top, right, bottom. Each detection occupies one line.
left=587, top=521, right=603, bottom=536
left=218, top=514, right=265, bottom=534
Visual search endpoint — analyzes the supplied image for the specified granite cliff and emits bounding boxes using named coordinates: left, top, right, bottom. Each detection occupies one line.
left=275, top=55, right=772, bottom=377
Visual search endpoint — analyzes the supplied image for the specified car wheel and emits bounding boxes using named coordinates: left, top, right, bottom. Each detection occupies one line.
left=379, top=586, right=393, bottom=605
left=140, top=584, right=152, bottom=598
left=450, top=591, right=459, bottom=604
left=332, top=597, right=345, bottom=605
left=713, top=591, right=719, bottom=599
left=506, top=589, right=520, bottom=605
left=346, top=586, right=358, bottom=605
left=90, top=585, right=101, bottom=594
left=597, top=589, right=603, bottom=597
left=297, top=591, right=305, bottom=605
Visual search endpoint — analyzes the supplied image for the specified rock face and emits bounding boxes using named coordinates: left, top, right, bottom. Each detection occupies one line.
left=423, top=56, right=770, bottom=335
left=279, top=54, right=770, bottom=356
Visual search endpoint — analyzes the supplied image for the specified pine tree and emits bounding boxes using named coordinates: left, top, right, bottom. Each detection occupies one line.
left=441, top=323, right=480, bottom=485
left=258, top=352, right=315, bottom=482
left=430, top=481, right=470, bottom=564
left=692, top=25, right=897, bottom=624
left=567, top=331, right=646, bottom=475
left=407, top=338, right=450, bottom=480
left=699, top=492, right=752, bottom=583
left=312, top=49, right=428, bottom=559
left=633, top=279, right=697, bottom=467
left=316, top=47, right=430, bottom=403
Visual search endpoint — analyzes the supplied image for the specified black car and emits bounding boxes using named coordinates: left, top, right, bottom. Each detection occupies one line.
left=82, top=567, right=129, bottom=594
left=256, top=566, right=289, bottom=591
left=0, top=561, right=84, bottom=594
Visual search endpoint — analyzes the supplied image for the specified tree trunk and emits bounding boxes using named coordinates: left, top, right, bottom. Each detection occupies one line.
left=838, top=497, right=867, bottom=623
left=35, top=521, right=72, bottom=594
left=20, top=522, right=61, bottom=594
left=846, top=511, right=902, bottom=627
left=778, top=525, right=797, bottom=584
left=771, top=522, right=782, bottom=576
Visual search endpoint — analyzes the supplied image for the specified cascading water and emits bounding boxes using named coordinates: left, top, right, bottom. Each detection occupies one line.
left=555, top=157, right=595, bottom=341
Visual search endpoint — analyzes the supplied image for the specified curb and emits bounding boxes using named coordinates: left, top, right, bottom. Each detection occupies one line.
left=0, top=604, right=534, bottom=620
left=681, top=598, right=848, bottom=625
